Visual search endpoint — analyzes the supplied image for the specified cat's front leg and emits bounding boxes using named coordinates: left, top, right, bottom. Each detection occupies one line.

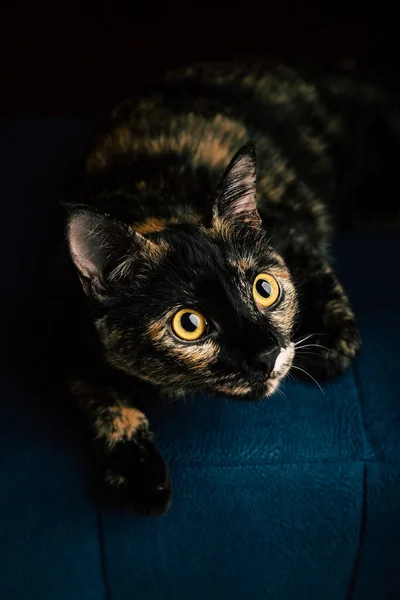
left=293, top=261, right=361, bottom=380
left=69, top=380, right=171, bottom=516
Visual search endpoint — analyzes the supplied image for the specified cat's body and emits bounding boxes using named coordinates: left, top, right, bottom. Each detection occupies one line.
left=49, top=60, right=399, bottom=516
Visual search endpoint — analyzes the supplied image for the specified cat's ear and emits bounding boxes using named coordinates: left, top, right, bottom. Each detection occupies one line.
left=67, top=209, right=149, bottom=298
left=212, top=142, right=261, bottom=229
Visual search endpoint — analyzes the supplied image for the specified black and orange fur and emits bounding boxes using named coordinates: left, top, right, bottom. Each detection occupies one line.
left=48, top=60, right=399, bottom=516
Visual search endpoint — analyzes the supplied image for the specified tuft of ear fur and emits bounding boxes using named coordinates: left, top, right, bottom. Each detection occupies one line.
left=212, top=142, right=261, bottom=228
left=67, top=209, right=149, bottom=297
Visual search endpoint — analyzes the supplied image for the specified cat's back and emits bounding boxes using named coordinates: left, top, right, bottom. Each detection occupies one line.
left=77, top=59, right=398, bottom=223
left=84, top=59, right=338, bottom=171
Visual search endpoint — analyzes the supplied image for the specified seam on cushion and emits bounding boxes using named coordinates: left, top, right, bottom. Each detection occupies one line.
left=351, top=361, right=375, bottom=462
left=346, top=462, right=367, bottom=600
left=97, top=509, right=111, bottom=600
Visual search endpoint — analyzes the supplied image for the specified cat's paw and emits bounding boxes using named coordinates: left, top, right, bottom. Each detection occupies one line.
left=102, top=436, right=172, bottom=517
left=293, top=263, right=364, bottom=382
left=320, top=322, right=361, bottom=379
left=294, top=319, right=362, bottom=381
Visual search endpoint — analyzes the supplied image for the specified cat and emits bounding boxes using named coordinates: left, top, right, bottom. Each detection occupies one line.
left=48, top=59, right=399, bottom=516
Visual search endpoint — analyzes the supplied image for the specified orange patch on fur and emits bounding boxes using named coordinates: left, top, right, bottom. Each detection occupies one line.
left=135, top=218, right=173, bottom=235
left=271, top=270, right=290, bottom=280
left=134, top=214, right=201, bottom=235
left=96, top=405, right=147, bottom=449
left=147, top=318, right=166, bottom=343
left=238, top=258, right=251, bottom=271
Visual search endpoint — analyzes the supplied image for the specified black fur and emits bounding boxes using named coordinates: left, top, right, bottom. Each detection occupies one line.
left=47, top=60, right=400, bottom=515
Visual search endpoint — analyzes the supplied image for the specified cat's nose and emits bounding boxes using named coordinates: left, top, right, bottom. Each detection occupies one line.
left=253, top=346, right=281, bottom=375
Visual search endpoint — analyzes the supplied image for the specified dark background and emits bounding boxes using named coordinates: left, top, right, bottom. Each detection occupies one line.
left=0, top=8, right=397, bottom=117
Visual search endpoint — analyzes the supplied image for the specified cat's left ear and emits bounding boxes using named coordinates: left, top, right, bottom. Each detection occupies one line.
left=212, top=142, right=261, bottom=229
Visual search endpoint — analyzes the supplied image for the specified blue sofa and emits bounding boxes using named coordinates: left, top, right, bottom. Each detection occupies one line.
left=1, top=117, right=400, bottom=600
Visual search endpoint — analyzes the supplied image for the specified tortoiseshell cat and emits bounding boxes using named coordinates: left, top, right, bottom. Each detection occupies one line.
left=49, top=60, right=399, bottom=516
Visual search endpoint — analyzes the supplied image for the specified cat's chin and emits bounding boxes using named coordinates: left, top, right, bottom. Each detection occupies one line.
left=264, top=377, right=281, bottom=397
left=243, top=344, right=294, bottom=399
left=248, top=377, right=283, bottom=400
left=208, top=375, right=283, bottom=401
left=160, top=376, right=285, bottom=402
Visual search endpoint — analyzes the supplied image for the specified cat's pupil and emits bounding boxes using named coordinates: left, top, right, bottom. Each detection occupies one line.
left=256, top=279, right=272, bottom=298
left=181, top=312, right=200, bottom=332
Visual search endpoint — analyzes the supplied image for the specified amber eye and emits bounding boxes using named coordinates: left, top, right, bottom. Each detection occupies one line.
left=253, top=273, right=280, bottom=308
left=171, top=308, right=207, bottom=341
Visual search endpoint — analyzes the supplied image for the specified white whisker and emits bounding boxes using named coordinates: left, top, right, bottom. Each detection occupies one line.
left=296, top=343, right=330, bottom=351
left=291, top=365, right=325, bottom=395
left=294, top=333, right=318, bottom=346
left=293, top=332, right=331, bottom=347
left=276, top=387, right=288, bottom=400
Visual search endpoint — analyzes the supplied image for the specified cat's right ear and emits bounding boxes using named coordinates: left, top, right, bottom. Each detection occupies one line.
left=212, top=142, right=261, bottom=230
left=67, top=209, right=148, bottom=298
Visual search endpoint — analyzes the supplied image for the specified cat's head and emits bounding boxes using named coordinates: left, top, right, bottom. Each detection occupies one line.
left=67, top=143, right=298, bottom=399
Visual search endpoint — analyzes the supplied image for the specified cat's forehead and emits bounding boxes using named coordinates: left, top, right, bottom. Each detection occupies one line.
left=139, top=227, right=291, bottom=309
left=152, top=225, right=285, bottom=274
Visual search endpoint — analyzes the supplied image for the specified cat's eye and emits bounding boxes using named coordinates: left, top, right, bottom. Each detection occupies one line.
left=171, top=308, right=207, bottom=341
left=253, top=273, right=280, bottom=308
